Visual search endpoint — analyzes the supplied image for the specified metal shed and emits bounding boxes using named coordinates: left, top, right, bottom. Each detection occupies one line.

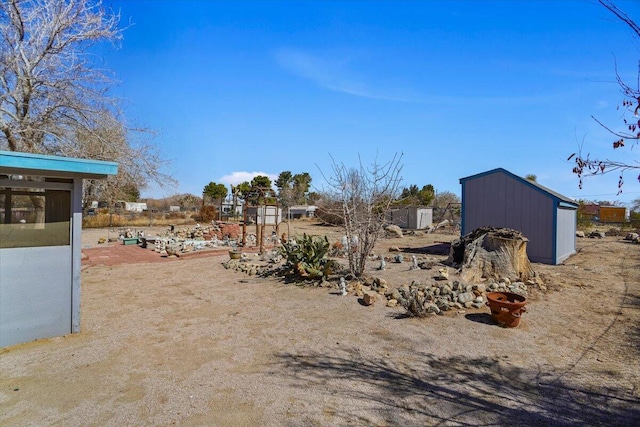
left=459, top=168, right=578, bottom=265
left=386, top=206, right=433, bottom=229
left=0, top=151, right=117, bottom=347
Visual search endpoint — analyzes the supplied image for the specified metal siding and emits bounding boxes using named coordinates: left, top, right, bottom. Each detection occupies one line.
left=462, top=170, right=554, bottom=264
left=520, top=185, right=554, bottom=264
left=0, top=246, right=72, bottom=347
left=555, top=207, right=577, bottom=263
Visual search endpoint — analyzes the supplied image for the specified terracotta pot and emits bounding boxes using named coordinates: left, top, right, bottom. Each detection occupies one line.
left=485, top=291, right=527, bottom=328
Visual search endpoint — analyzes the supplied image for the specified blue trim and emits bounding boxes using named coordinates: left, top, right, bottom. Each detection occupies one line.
left=0, top=150, right=118, bottom=177
left=460, top=183, right=466, bottom=235
left=552, top=201, right=558, bottom=264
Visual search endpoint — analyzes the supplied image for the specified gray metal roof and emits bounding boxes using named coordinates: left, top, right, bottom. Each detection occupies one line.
left=460, top=168, right=578, bottom=207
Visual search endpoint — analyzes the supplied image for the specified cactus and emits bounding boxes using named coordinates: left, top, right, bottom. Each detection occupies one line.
left=278, top=234, right=338, bottom=280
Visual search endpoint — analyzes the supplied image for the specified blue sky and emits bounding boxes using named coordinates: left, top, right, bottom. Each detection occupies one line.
left=100, top=0, right=640, bottom=205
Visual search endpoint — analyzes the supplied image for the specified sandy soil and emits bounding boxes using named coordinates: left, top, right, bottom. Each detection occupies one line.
left=1, top=221, right=639, bottom=426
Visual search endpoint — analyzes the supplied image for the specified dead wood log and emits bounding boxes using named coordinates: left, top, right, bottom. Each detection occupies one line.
left=448, top=227, right=533, bottom=283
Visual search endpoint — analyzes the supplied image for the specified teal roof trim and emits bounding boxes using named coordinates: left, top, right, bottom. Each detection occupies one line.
left=0, top=151, right=118, bottom=178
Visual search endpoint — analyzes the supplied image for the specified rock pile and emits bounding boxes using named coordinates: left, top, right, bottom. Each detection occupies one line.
left=384, top=277, right=529, bottom=316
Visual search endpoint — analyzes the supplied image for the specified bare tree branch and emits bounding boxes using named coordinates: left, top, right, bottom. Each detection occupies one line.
left=318, top=153, right=403, bottom=277
left=0, top=0, right=172, bottom=203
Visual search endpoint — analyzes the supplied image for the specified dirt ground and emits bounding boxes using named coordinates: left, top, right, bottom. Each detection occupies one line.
left=1, top=221, right=639, bottom=426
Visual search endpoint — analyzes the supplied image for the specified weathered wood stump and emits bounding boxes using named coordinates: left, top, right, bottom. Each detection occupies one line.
left=447, top=227, right=533, bottom=283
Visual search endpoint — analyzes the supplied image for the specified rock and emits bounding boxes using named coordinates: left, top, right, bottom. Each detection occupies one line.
left=434, top=268, right=449, bottom=281
left=473, top=283, right=487, bottom=293
left=385, top=224, right=404, bottom=238
left=388, top=246, right=401, bottom=252
left=363, top=293, right=377, bottom=306
left=607, top=227, right=621, bottom=236
left=575, top=231, right=585, bottom=238
left=423, top=303, right=441, bottom=315
left=589, top=231, right=605, bottom=239
left=457, top=292, right=475, bottom=304
left=386, top=299, right=398, bottom=307
left=394, top=254, right=404, bottom=263
left=374, top=277, right=388, bottom=289
left=624, top=233, right=639, bottom=241
left=440, top=284, right=452, bottom=295
left=471, top=301, right=485, bottom=309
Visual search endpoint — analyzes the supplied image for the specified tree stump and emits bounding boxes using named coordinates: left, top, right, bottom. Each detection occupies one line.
left=448, top=227, right=533, bottom=283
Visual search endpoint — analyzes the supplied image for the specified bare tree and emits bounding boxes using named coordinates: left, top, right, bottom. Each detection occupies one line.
left=0, top=0, right=173, bottom=202
left=569, top=0, right=640, bottom=192
left=319, top=153, right=403, bottom=277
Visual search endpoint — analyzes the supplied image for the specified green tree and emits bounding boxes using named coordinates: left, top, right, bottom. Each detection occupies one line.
left=202, top=182, right=228, bottom=205
left=292, top=172, right=312, bottom=204
left=525, top=174, right=537, bottom=182
left=250, top=175, right=272, bottom=189
left=398, top=184, right=435, bottom=206
left=276, top=171, right=294, bottom=208
left=234, top=176, right=278, bottom=206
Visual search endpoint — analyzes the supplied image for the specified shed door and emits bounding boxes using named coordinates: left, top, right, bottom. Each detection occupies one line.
left=0, top=189, right=72, bottom=347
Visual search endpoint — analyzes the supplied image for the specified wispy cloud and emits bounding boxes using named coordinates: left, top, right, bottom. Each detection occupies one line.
left=275, top=48, right=576, bottom=107
left=219, top=171, right=278, bottom=186
left=275, top=48, right=415, bottom=102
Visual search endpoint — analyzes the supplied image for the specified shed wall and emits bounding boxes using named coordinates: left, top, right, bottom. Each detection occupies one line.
left=0, top=246, right=72, bottom=347
left=387, top=207, right=432, bottom=229
left=462, top=173, right=554, bottom=264
left=556, top=207, right=577, bottom=263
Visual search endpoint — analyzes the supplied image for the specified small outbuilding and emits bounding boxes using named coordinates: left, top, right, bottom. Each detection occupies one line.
left=459, top=168, right=578, bottom=265
left=0, top=151, right=117, bottom=348
left=386, top=206, right=433, bottom=230
left=285, top=205, right=317, bottom=220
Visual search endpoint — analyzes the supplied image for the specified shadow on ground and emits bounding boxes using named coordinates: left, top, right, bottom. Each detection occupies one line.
left=402, top=242, right=451, bottom=255
left=274, top=348, right=640, bottom=426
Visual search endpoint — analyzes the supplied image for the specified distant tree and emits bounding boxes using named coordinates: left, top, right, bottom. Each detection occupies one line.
left=235, top=181, right=252, bottom=200
left=275, top=171, right=294, bottom=206
left=525, top=174, right=537, bottom=182
left=237, top=175, right=276, bottom=205
left=433, top=191, right=461, bottom=223
left=276, top=171, right=312, bottom=210
left=631, top=197, right=640, bottom=213
left=292, top=172, right=312, bottom=204
left=307, top=191, right=321, bottom=205
left=202, top=182, right=228, bottom=205
left=178, top=194, right=200, bottom=210
left=319, top=153, right=403, bottom=277
left=569, top=0, right=640, bottom=193
left=250, top=175, right=272, bottom=189
left=397, top=184, right=435, bottom=206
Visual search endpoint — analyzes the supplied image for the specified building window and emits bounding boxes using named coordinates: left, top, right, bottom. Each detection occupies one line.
left=0, top=188, right=71, bottom=248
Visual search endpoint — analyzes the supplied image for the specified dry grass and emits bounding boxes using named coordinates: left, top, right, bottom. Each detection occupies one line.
left=82, top=212, right=197, bottom=228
